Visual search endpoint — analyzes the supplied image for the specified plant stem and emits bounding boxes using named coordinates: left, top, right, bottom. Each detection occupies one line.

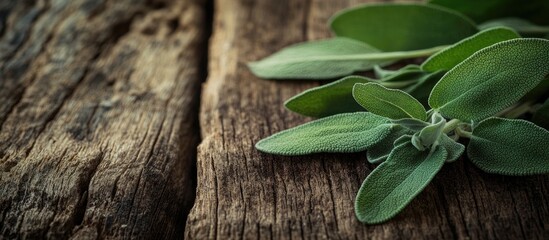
left=357, top=45, right=449, bottom=60
left=268, top=45, right=449, bottom=64
left=455, top=127, right=473, bottom=139
left=443, top=119, right=461, bottom=133
left=504, top=101, right=534, bottom=119
left=380, top=80, right=418, bottom=88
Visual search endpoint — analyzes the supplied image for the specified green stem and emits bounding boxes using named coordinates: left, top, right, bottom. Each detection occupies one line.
left=443, top=119, right=461, bottom=134
left=266, top=45, right=449, bottom=64
left=356, top=45, right=448, bottom=60
left=504, top=101, right=534, bottom=119
left=456, top=127, right=473, bottom=139
left=380, top=80, right=418, bottom=88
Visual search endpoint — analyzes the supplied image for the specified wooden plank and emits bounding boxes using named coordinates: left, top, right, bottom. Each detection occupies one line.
left=186, top=0, right=549, bottom=239
left=0, top=0, right=205, bottom=238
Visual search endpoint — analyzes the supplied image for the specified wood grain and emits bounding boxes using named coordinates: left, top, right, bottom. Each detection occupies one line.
left=186, top=0, right=549, bottom=239
left=0, top=0, right=205, bottom=238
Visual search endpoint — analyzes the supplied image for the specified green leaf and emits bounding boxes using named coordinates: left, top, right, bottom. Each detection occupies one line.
left=367, top=127, right=413, bottom=164
left=411, top=113, right=446, bottom=151
left=533, top=99, right=549, bottom=130
left=255, top=112, right=394, bottom=155
left=353, top=83, right=427, bottom=120
left=439, top=134, right=465, bottom=163
left=429, top=38, right=549, bottom=122
left=330, top=3, right=477, bottom=51
left=520, top=76, right=549, bottom=104
left=285, top=70, right=441, bottom=118
left=393, top=135, right=413, bottom=146
left=479, top=18, right=549, bottom=37
left=284, top=76, right=373, bottom=118
left=468, top=117, right=549, bottom=175
left=429, top=0, right=549, bottom=25
left=355, top=142, right=447, bottom=224
left=422, top=27, right=520, bottom=72
left=248, top=38, right=392, bottom=79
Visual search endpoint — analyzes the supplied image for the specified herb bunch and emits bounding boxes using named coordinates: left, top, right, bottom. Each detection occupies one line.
left=250, top=2, right=549, bottom=224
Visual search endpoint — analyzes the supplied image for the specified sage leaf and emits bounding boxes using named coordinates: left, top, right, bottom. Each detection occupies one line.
left=353, top=83, right=427, bottom=120
left=248, top=37, right=392, bottom=79
left=479, top=18, right=549, bottom=37
left=330, top=3, right=477, bottom=51
left=393, top=135, right=413, bottom=146
left=285, top=71, right=439, bottom=118
left=519, top=76, right=549, bottom=103
left=422, top=27, right=520, bottom=72
left=429, top=0, right=549, bottom=25
left=429, top=38, right=549, bottom=122
left=439, top=134, right=465, bottom=163
left=255, top=112, right=394, bottom=155
left=532, top=99, right=549, bottom=130
left=367, top=127, right=413, bottom=164
left=355, top=142, right=447, bottom=224
left=468, top=117, right=549, bottom=175
left=284, top=76, right=373, bottom=118
left=411, top=113, right=446, bottom=151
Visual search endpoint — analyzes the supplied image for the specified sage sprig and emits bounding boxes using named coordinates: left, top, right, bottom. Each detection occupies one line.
left=255, top=38, right=549, bottom=224
left=250, top=1, right=549, bottom=225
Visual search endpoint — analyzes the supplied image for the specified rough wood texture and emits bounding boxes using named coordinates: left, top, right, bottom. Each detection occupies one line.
left=186, top=0, right=549, bottom=239
left=0, top=0, right=204, bottom=238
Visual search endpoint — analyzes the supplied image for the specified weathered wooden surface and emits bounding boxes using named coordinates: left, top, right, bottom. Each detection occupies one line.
left=186, top=0, right=549, bottom=239
left=0, top=0, right=204, bottom=238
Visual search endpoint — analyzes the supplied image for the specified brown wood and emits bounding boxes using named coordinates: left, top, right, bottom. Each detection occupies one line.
left=0, top=0, right=205, bottom=238
left=186, top=0, right=549, bottom=239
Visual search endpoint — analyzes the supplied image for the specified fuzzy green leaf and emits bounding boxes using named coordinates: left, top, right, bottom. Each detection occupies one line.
left=255, top=112, right=394, bottom=155
left=353, top=83, right=427, bottom=120
left=367, top=127, right=413, bottom=164
left=422, top=27, right=520, bottom=72
left=284, top=76, right=373, bottom=118
left=533, top=99, right=549, bottom=130
left=429, top=0, right=549, bottom=25
left=393, top=135, right=413, bottom=146
left=330, top=3, right=477, bottom=51
left=429, top=38, right=549, bottom=122
left=355, top=142, right=447, bottom=224
left=248, top=38, right=392, bottom=79
left=439, top=134, right=465, bottom=163
left=479, top=18, right=549, bottom=37
left=285, top=70, right=441, bottom=118
left=468, top=117, right=549, bottom=175
left=411, top=113, right=446, bottom=151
